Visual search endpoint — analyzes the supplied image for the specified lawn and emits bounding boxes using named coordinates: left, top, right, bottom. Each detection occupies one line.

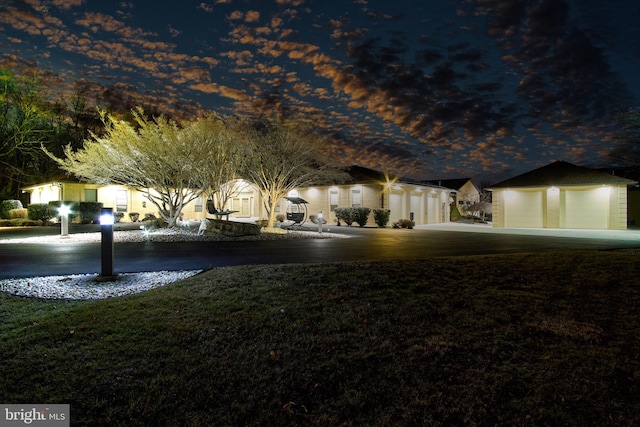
left=1, top=250, right=639, bottom=426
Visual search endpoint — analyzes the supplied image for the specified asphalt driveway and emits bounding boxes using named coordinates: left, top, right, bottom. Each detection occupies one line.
left=1, top=223, right=639, bottom=279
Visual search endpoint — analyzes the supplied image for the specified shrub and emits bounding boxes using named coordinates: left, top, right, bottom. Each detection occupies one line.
left=48, top=201, right=80, bottom=222
left=9, top=208, right=28, bottom=219
left=115, top=212, right=125, bottom=223
left=129, top=212, right=140, bottom=222
left=27, top=204, right=53, bottom=222
left=276, top=214, right=285, bottom=223
left=373, top=209, right=391, bottom=227
left=142, top=213, right=165, bottom=229
left=78, top=202, right=103, bottom=224
left=1, top=200, right=23, bottom=219
left=450, top=202, right=462, bottom=222
left=392, top=219, right=415, bottom=229
left=352, top=207, right=371, bottom=227
left=334, top=207, right=355, bottom=226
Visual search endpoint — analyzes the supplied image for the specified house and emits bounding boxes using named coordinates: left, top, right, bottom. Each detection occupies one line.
left=280, top=166, right=455, bottom=226
left=488, top=161, right=638, bottom=230
left=21, top=166, right=457, bottom=226
left=21, top=180, right=208, bottom=221
left=423, top=178, right=480, bottom=216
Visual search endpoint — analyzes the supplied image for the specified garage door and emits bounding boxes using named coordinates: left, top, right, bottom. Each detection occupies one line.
left=563, top=188, right=609, bottom=229
left=504, top=190, right=543, bottom=228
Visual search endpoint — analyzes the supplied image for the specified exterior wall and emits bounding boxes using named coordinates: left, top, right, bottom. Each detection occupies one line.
left=25, top=179, right=454, bottom=226
left=491, top=190, right=505, bottom=227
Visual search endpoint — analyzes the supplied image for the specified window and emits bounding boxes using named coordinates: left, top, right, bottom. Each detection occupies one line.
left=351, top=189, right=361, bottom=208
left=84, top=189, right=97, bottom=203
left=194, top=195, right=203, bottom=213
left=330, top=190, right=339, bottom=211
left=116, top=190, right=128, bottom=212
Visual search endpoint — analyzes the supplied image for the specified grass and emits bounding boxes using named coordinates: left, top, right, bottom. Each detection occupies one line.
left=1, top=250, right=639, bottom=426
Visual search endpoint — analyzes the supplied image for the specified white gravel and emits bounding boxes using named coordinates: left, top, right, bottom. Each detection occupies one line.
left=0, top=226, right=346, bottom=300
left=0, top=270, right=201, bottom=300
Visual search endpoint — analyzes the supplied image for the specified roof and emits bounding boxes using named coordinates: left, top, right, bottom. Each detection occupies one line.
left=489, top=161, right=638, bottom=189
left=284, top=197, right=308, bottom=204
left=343, top=165, right=452, bottom=190
left=422, top=178, right=475, bottom=191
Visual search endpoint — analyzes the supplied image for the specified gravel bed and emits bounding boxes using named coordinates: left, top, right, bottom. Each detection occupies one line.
left=0, top=270, right=201, bottom=300
left=0, top=227, right=347, bottom=300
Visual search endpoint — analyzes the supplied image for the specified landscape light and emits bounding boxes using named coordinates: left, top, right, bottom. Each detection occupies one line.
left=59, top=204, right=70, bottom=237
left=100, top=210, right=115, bottom=225
left=100, top=207, right=116, bottom=279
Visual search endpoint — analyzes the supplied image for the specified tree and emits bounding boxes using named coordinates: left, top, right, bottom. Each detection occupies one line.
left=609, top=109, right=640, bottom=173
left=236, top=117, right=345, bottom=229
left=47, top=108, right=237, bottom=227
left=0, top=69, right=55, bottom=199
left=184, top=115, right=245, bottom=213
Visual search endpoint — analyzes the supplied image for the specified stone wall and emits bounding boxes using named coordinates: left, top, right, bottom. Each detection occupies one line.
left=207, top=219, right=261, bottom=236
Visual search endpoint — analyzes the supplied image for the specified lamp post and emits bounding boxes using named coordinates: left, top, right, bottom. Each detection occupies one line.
left=99, top=207, right=117, bottom=279
left=58, top=204, right=70, bottom=238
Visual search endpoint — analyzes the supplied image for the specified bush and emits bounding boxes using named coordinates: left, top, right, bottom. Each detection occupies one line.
left=48, top=201, right=80, bottom=222
left=9, top=208, right=28, bottom=219
left=392, top=219, right=415, bottom=229
left=27, top=204, right=54, bottom=222
left=142, top=213, right=165, bottom=229
left=129, top=212, right=140, bottom=222
left=78, top=202, right=103, bottom=224
left=1, top=200, right=23, bottom=219
left=115, top=212, right=125, bottom=223
left=373, top=209, right=391, bottom=227
left=334, top=207, right=355, bottom=226
left=276, top=214, right=285, bottom=223
left=352, top=207, right=371, bottom=227
left=450, top=203, right=462, bottom=222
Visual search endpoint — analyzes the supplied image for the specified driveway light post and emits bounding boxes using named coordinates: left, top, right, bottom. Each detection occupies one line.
left=100, top=207, right=116, bottom=279
left=317, top=210, right=323, bottom=234
left=59, top=204, right=70, bottom=237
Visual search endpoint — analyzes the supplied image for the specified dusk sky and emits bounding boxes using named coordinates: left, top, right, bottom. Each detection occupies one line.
left=1, top=0, right=639, bottom=182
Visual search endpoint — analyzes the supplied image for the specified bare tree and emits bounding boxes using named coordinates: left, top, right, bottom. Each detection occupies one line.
left=47, top=108, right=236, bottom=227
left=236, top=117, right=345, bottom=229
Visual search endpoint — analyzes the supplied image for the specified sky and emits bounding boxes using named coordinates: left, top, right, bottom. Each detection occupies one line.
left=1, top=0, right=639, bottom=183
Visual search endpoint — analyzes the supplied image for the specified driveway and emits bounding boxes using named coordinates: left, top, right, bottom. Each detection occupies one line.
left=1, top=223, right=639, bottom=279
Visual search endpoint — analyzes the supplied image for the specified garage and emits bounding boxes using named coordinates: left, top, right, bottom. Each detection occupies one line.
left=562, top=188, right=609, bottom=229
left=504, top=190, right=544, bottom=228
left=490, top=161, right=637, bottom=230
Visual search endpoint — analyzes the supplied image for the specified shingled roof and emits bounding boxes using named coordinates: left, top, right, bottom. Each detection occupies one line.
left=489, top=161, right=638, bottom=188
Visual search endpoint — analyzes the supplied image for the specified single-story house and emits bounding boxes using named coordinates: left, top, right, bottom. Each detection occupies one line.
left=21, top=166, right=457, bottom=226
left=284, top=166, right=455, bottom=226
left=488, top=161, right=638, bottom=230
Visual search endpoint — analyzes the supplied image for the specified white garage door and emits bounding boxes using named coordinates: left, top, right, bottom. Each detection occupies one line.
left=563, top=188, right=609, bottom=229
left=389, top=193, right=403, bottom=223
left=505, top=190, right=543, bottom=228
